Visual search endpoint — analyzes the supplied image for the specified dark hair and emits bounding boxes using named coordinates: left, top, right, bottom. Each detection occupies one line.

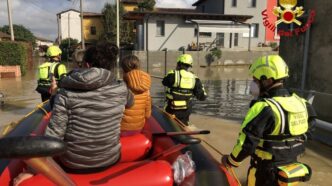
left=120, top=55, right=140, bottom=73
left=176, top=63, right=191, bottom=70
left=83, top=41, right=118, bottom=70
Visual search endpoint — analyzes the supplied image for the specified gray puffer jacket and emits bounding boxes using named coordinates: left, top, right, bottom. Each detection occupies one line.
left=45, top=67, right=133, bottom=170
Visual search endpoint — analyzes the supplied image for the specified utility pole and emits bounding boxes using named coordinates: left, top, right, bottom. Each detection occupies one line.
left=7, top=0, right=15, bottom=41
left=67, top=12, right=71, bottom=66
left=117, top=0, right=120, bottom=49
left=57, top=14, right=61, bottom=45
left=80, top=0, right=85, bottom=49
left=116, top=0, right=120, bottom=79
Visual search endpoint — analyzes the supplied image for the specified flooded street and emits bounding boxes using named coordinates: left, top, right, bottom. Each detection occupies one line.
left=0, top=57, right=41, bottom=128
left=1, top=57, right=253, bottom=129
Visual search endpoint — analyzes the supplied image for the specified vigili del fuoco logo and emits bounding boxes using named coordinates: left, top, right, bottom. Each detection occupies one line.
left=262, top=0, right=316, bottom=37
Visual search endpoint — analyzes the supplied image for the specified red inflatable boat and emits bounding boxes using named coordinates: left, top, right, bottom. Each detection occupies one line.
left=0, top=103, right=238, bottom=186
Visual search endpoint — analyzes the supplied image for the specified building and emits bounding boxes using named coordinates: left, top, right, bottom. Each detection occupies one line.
left=0, top=31, right=11, bottom=41
left=193, top=0, right=278, bottom=49
left=57, top=9, right=82, bottom=42
left=123, top=0, right=278, bottom=51
left=82, top=12, right=104, bottom=44
left=57, top=9, right=104, bottom=45
left=124, top=8, right=252, bottom=51
left=35, top=37, right=53, bottom=47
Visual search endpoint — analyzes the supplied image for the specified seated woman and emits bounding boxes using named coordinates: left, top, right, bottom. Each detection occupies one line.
left=14, top=41, right=134, bottom=185
left=120, top=55, right=151, bottom=136
left=46, top=42, right=133, bottom=172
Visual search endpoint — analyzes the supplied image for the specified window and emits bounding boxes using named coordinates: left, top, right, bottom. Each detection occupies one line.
left=234, top=33, right=239, bottom=46
left=201, top=5, right=205, bottom=13
left=248, top=0, right=256, bottom=7
left=90, top=26, right=96, bottom=35
left=156, top=20, right=165, bottom=36
left=194, top=29, right=212, bottom=38
left=232, top=0, right=237, bottom=7
left=216, top=33, right=225, bottom=47
left=252, top=23, right=259, bottom=38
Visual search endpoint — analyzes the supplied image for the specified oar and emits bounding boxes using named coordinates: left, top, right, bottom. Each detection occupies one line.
left=153, top=130, right=210, bottom=136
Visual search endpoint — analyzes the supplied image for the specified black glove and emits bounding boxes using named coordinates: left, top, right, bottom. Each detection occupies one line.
left=221, top=155, right=231, bottom=168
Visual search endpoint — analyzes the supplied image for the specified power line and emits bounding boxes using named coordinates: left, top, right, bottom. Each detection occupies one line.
left=24, top=0, right=57, bottom=20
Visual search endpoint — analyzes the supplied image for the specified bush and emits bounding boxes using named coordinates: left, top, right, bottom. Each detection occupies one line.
left=269, top=42, right=279, bottom=50
left=210, top=47, right=222, bottom=59
left=205, top=47, right=222, bottom=66
left=60, top=38, right=79, bottom=61
left=0, top=41, right=28, bottom=75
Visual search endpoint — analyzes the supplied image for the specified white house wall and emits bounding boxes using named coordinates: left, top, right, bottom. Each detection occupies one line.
left=147, top=15, right=221, bottom=51
left=147, top=16, right=194, bottom=51
left=60, top=11, right=81, bottom=42
left=223, top=0, right=267, bottom=48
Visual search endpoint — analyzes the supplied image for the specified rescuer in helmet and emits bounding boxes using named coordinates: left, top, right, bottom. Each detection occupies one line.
left=36, top=45, right=67, bottom=102
left=162, top=54, right=207, bottom=125
left=222, top=55, right=316, bottom=185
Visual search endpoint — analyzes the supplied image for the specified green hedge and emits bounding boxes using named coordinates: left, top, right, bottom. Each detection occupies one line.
left=0, top=41, right=28, bottom=75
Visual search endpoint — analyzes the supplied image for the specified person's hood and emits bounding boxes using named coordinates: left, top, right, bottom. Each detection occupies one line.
left=124, top=70, right=151, bottom=94
left=59, top=67, right=115, bottom=90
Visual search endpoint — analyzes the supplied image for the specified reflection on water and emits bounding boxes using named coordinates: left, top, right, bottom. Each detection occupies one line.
left=151, top=78, right=253, bottom=120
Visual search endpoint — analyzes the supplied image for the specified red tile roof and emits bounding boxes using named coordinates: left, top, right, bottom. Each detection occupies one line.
left=0, top=31, right=10, bottom=38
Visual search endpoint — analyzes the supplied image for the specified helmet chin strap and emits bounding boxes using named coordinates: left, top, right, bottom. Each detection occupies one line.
left=260, top=82, right=283, bottom=96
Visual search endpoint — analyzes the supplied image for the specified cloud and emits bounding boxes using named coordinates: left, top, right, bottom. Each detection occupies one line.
left=0, top=0, right=197, bottom=41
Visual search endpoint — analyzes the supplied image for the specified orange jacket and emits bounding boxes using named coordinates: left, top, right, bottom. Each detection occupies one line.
left=121, top=70, right=151, bottom=131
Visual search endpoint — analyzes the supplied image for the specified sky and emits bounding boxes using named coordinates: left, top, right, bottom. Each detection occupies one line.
left=0, top=0, right=196, bottom=41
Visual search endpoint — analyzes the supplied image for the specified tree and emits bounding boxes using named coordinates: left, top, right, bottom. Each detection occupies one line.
left=101, top=3, right=135, bottom=47
left=59, top=38, right=78, bottom=61
left=138, top=0, right=156, bottom=11
left=0, top=24, right=36, bottom=45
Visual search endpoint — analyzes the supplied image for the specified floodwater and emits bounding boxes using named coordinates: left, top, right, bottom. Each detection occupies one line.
left=0, top=57, right=42, bottom=128
left=151, top=78, right=252, bottom=120
left=0, top=57, right=253, bottom=129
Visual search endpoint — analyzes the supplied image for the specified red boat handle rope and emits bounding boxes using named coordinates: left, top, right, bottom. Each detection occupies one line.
left=153, top=130, right=210, bottom=136
left=150, top=144, right=188, bottom=160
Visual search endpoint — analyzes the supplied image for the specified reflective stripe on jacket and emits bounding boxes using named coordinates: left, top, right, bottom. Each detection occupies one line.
left=165, top=70, right=196, bottom=109
left=38, top=62, right=66, bottom=86
left=230, top=93, right=309, bottom=164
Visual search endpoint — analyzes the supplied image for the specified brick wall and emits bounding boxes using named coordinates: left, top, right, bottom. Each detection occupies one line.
left=0, top=65, right=21, bottom=78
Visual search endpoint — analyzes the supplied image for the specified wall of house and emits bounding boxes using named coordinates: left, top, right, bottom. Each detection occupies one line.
left=146, top=15, right=198, bottom=51
left=223, top=0, right=267, bottom=48
left=83, top=17, right=104, bottom=43
left=195, top=0, right=224, bottom=13
left=60, top=11, right=81, bottom=42
left=279, top=0, right=332, bottom=122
